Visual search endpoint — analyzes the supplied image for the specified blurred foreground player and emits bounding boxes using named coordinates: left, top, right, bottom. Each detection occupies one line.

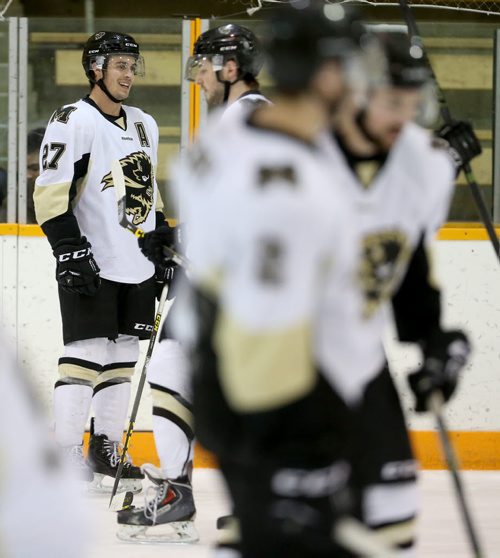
left=0, top=333, right=90, bottom=558
left=116, top=24, right=268, bottom=544
left=34, top=31, right=166, bottom=493
left=170, top=5, right=383, bottom=558
left=319, top=29, right=481, bottom=555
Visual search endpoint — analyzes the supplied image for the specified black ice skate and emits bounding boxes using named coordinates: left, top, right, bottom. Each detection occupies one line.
left=61, top=444, right=94, bottom=482
left=86, top=419, right=143, bottom=495
left=116, top=463, right=198, bottom=543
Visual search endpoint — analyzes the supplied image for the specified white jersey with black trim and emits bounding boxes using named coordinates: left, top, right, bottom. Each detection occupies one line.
left=315, top=122, right=455, bottom=404
left=34, top=98, right=161, bottom=284
left=178, top=113, right=355, bottom=413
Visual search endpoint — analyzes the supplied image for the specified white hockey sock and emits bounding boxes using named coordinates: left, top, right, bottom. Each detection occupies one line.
left=53, top=384, right=93, bottom=447
left=152, top=415, right=194, bottom=479
left=92, top=382, right=131, bottom=442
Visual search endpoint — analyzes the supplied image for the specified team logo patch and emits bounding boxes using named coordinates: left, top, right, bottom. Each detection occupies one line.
left=49, top=106, right=77, bottom=125
left=358, top=230, right=411, bottom=319
left=101, top=151, right=154, bottom=225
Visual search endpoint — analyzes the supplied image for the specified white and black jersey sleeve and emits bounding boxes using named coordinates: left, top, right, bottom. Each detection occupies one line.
left=391, top=234, right=441, bottom=344
left=34, top=103, right=93, bottom=246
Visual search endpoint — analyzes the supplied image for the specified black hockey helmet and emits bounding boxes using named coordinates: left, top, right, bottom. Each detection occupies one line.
left=264, top=2, right=370, bottom=94
left=375, top=29, right=431, bottom=88
left=82, top=31, right=144, bottom=82
left=185, top=24, right=264, bottom=83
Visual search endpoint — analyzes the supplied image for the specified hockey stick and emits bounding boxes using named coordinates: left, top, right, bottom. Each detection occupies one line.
left=108, top=160, right=174, bottom=507
left=398, top=0, right=500, bottom=263
left=108, top=278, right=171, bottom=507
left=428, top=393, right=484, bottom=557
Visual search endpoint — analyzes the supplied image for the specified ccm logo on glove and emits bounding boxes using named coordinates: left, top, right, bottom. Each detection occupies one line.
left=57, top=247, right=92, bottom=262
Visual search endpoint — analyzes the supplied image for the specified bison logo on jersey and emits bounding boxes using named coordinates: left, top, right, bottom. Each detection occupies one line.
left=358, top=230, right=411, bottom=319
left=101, top=151, right=154, bottom=225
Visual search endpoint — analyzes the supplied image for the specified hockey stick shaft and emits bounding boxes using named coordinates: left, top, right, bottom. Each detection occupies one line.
left=398, top=0, right=500, bottom=262
left=108, top=280, right=170, bottom=507
left=109, top=159, right=178, bottom=506
left=429, top=395, right=484, bottom=557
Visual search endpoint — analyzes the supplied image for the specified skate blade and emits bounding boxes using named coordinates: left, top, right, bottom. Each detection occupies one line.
left=116, top=520, right=199, bottom=544
left=87, top=473, right=142, bottom=496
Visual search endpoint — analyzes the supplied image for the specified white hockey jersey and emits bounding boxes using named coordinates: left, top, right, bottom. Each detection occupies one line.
left=315, top=122, right=455, bottom=404
left=179, top=112, right=355, bottom=413
left=34, top=98, right=161, bottom=283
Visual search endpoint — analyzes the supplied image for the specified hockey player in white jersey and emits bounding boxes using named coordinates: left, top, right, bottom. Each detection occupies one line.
left=319, top=29, right=481, bottom=555
left=185, top=23, right=268, bottom=120
left=159, top=5, right=388, bottom=557
left=115, top=24, right=268, bottom=545
left=34, top=31, right=167, bottom=493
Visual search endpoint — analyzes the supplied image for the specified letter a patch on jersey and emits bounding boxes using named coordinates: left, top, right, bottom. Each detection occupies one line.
left=134, top=122, right=150, bottom=147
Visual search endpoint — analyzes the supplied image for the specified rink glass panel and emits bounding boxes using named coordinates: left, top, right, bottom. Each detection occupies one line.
left=26, top=18, right=182, bottom=221
left=417, top=21, right=495, bottom=222
left=0, top=17, right=498, bottom=223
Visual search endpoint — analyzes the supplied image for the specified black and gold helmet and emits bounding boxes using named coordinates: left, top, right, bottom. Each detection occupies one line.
left=82, top=31, right=144, bottom=82
left=185, top=24, right=263, bottom=83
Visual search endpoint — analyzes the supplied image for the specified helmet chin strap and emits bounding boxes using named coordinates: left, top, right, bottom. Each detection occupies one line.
left=215, top=70, right=240, bottom=103
left=223, top=81, right=231, bottom=103
left=96, top=77, right=122, bottom=105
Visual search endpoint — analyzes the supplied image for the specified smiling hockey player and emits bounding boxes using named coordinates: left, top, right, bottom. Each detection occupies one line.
left=34, top=31, right=167, bottom=494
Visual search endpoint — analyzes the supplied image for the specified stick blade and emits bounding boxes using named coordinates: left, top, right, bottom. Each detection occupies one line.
left=121, top=491, right=135, bottom=511
left=108, top=458, right=127, bottom=508
left=111, top=159, right=126, bottom=199
left=111, top=159, right=129, bottom=226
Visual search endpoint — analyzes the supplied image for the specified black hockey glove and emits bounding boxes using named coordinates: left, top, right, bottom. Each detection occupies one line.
left=138, top=223, right=182, bottom=269
left=53, top=236, right=101, bottom=296
left=154, top=265, right=176, bottom=301
left=408, top=329, right=471, bottom=413
left=435, top=120, right=482, bottom=169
